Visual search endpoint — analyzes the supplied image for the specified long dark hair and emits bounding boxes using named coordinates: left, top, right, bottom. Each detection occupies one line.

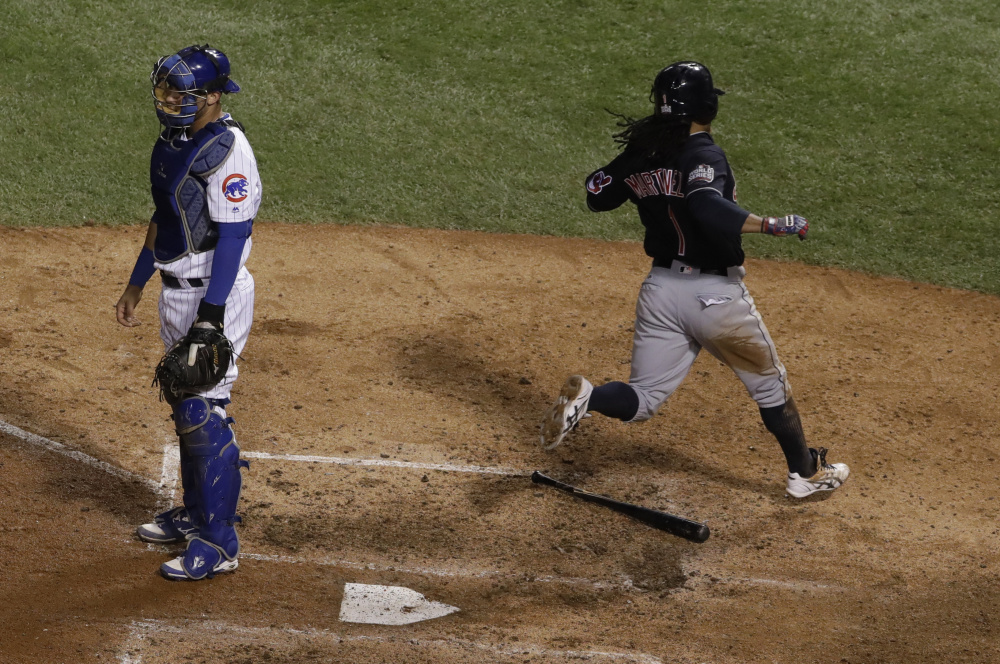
left=609, top=111, right=690, bottom=161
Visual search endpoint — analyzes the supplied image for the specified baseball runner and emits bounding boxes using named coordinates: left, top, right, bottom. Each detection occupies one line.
left=115, top=44, right=260, bottom=580
left=540, top=62, right=849, bottom=499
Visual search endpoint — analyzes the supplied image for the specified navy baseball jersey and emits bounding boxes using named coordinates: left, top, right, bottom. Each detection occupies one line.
left=585, top=132, right=742, bottom=269
left=540, top=62, right=850, bottom=500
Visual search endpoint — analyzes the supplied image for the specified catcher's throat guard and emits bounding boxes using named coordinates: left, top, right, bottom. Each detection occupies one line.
left=154, top=325, right=233, bottom=404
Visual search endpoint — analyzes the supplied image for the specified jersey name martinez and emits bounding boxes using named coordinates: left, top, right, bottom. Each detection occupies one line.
left=624, top=168, right=683, bottom=199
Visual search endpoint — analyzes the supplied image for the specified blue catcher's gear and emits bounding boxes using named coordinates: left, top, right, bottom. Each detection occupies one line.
left=161, top=396, right=249, bottom=581
left=151, top=44, right=240, bottom=129
left=150, top=120, right=237, bottom=263
left=137, top=506, right=197, bottom=543
left=161, top=537, right=239, bottom=580
left=136, top=445, right=199, bottom=543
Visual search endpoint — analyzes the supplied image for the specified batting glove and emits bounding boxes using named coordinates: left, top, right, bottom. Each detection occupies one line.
left=762, top=215, right=808, bottom=241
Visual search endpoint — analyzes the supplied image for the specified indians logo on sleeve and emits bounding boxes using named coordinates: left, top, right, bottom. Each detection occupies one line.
left=687, top=164, right=715, bottom=184
left=222, top=173, right=250, bottom=203
left=587, top=171, right=612, bottom=194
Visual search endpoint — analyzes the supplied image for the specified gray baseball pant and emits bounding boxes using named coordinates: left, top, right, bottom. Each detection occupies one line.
left=626, top=262, right=790, bottom=422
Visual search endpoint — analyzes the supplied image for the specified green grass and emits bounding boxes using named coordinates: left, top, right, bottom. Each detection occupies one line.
left=2, top=0, right=999, bottom=292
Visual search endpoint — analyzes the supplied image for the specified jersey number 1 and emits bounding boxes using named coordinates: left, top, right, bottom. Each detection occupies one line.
left=669, top=208, right=686, bottom=256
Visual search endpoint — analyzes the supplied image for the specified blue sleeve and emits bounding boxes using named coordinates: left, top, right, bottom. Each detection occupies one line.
left=128, top=246, right=156, bottom=287
left=203, top=221, right=252, bottom=307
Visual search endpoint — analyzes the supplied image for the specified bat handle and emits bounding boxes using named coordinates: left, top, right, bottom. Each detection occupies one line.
left=531, top=471, right=572, bottom=492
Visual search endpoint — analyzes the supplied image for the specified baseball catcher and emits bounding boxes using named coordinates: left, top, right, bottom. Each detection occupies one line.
left=540, top=62, right=849, bottom=499
left=115, top=44, right=259, bottom=580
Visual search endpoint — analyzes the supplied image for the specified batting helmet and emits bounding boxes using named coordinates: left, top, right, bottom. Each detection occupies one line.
left=650, top=61, right=725, bottom=124
left=151, top=44, right=240, bottom=128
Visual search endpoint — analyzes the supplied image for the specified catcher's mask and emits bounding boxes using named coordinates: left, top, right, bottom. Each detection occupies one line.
left=151, top=44, right=240, bottom=129
left=650, top=61, right=725, bottom=124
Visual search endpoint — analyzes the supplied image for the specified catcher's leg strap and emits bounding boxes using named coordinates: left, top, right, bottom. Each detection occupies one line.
left=179, top=445, right=197, bottom=512
left=173, top=397, right=249, bottom=559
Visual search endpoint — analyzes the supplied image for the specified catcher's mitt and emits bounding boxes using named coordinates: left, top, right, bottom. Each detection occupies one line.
left=154, top=322, right=233, bottom=403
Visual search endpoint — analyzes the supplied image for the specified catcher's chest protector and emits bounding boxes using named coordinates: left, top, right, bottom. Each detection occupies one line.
left=150, top=122, right=236, bottom=263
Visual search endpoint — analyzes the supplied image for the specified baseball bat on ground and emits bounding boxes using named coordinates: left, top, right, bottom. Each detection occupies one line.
left=531, top=471, right=710, bottom=543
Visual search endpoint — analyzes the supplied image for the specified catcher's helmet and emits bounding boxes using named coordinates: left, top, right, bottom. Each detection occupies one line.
left=151, top=44, right=240, bottom=128
left=651, top=61, right=725, bottom=124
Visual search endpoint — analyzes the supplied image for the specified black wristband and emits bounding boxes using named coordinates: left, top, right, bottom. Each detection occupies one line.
left=196, top=299, right=226, bottom=326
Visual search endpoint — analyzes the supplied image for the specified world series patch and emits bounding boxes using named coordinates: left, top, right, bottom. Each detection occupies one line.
left=687, top=165, right=714, bottom=184
left=223, top=173, right=249, bottom=203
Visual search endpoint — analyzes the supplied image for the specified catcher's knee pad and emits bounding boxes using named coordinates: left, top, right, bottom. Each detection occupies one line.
left=173, top=397, right=249, bottom=557
left=172, top=396, right=214, bottom=439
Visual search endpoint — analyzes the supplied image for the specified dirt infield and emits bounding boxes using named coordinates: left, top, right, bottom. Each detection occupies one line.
left=1, top=223, right=998, bottom=663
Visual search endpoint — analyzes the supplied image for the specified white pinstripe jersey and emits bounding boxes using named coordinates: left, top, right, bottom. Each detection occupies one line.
left=154, top=114, right=262, bottom=279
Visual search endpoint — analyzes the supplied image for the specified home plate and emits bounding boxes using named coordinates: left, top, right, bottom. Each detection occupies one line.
left=339, top=583, right=460, bottom=625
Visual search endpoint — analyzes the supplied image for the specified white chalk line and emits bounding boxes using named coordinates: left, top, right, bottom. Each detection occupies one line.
left=240, top=552, right=841, bottom=594
left=239, top=551, right=632, bottom=591
left=118, top=621, right=146, bottom=664
left=0, top=419, right=164, bottom=495
left=0, top=415, right=522, bottom=506
left=121, top=619, right=665, bottom=664
left=157, top=448, right=523, bottom=503
left=241, top=450, right=526, bottom=476
left=734, top=577, right=845, bottom=592
left=158, top=444, right=181, bottom=507
left=158, top=444, right=180, bottom=496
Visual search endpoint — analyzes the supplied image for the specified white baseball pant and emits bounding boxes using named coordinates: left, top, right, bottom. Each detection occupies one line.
left=157, top=266, right=255, bottom=402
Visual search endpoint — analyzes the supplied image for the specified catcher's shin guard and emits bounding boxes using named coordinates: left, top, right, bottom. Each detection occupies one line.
left=167, top=397, right=249, bottom=579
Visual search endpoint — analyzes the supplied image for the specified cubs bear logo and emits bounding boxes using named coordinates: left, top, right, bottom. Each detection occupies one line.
left=587, top=171, right=612, bottom=194
left=223, top=173, right=249, bottom=203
